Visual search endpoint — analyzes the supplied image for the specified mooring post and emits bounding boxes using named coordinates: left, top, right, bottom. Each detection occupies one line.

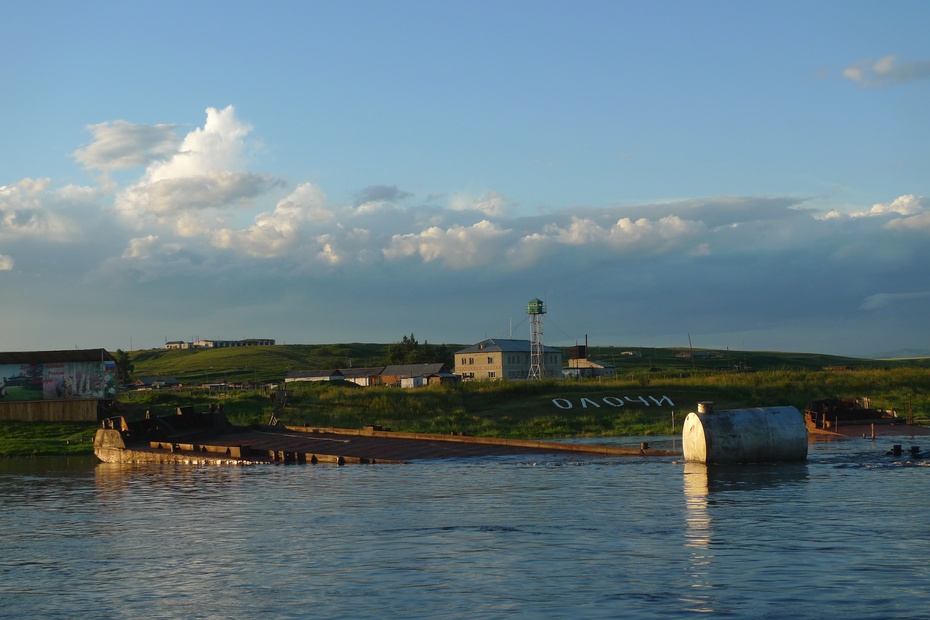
left=697, top=402, right=714, bottom=414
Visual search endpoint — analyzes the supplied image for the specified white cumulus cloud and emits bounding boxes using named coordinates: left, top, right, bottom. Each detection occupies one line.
left=121, top=171, right=278, bottom=216
left=152, top=106, right=252, bottom=180
left=864, top=194, right=925, bottom=217
left=212, top=183, right=329, bottom=258
left=0, top=254, right=13, bottom=270
left=384, top=219, right=511, bottom=268
left=115, top=106, right=283, bottom=226
left=505, top=213, right=705, bottom=267
left=73, top=120, right=179, bottom=170
left=0, top=177, right=89, bottom=241
left=535, top=214, right=703, bottom=250
left=608, top=215, right=702, bottom=247
left=846, top=195, right=930, bottom=232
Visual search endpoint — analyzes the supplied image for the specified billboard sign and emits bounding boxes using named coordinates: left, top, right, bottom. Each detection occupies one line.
left=0, top=362, right=116, bottom=401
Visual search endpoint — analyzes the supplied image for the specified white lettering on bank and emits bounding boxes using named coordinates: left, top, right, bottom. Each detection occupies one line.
left=552, top=395, right=675, bottom=410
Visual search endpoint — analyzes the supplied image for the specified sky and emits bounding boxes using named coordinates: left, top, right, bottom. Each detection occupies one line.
left=2, top=1, right=929, bottom=358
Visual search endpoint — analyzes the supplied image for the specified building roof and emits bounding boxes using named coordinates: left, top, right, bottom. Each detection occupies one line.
left=454, top=339, right=561, bottom=354
left=338, top=367, right=385, bottom=379
left=287, top=369, right=345, bottom=379
left=0, top=348, right=114, bottom=364
left=381, top=363, right=449, bottom=377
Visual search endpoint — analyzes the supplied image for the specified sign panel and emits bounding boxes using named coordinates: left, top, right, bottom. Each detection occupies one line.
left=0, top=362, right=116, bottom=401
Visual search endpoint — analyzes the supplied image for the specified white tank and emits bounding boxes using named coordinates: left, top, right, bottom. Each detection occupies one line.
left=682, top=402, right=808, bottom=464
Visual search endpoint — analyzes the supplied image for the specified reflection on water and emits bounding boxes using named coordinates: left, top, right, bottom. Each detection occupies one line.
left=1, top=441, right=930, bottom=619
left=682, top=462, right=714, bottom=613
left=682, top=460, right=812, bottom=615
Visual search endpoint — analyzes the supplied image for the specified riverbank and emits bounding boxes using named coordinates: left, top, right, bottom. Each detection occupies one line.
left=5, top=365, right=930, bottom=457
left=0, top=422, right=98, bottom=457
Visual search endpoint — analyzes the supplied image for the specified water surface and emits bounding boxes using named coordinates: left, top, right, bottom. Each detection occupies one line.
left=1, top=436, right=928, bottom=619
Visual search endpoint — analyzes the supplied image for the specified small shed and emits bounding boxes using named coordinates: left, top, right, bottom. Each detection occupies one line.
left=381, top=363, right=451, bottom=387
left=339, top=367, right=385, bottom=387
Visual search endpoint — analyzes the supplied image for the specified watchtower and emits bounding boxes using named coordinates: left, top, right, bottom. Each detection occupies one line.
left=527, top=298, right=546, bottom=379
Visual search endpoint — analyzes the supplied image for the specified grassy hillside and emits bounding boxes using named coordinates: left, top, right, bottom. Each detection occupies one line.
left=576, top=345, right=924, bottom=373
left=125, top=343, right=403, bottom=384
left=124, top=343, right=922, bottom=386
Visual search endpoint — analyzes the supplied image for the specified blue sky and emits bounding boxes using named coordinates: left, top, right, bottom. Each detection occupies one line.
left=2, top=1, right=929, bottom=357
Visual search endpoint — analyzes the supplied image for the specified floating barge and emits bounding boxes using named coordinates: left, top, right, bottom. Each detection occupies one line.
left=804, top=397, right=928, bottom=437
left=94, top=406, right=681, bottom=465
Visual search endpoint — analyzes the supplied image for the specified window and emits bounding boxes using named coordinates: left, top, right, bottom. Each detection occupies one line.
left=488, top=356, right=493, bottom=364
left=469, top=357, right=474, bottom=364
left=461, top=357, right=466, bottom=365
left=488, top=371, right=496, bottom=378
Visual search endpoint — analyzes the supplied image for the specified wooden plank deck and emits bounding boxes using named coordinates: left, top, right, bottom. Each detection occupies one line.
left=95, top=424, right=681, bottom=465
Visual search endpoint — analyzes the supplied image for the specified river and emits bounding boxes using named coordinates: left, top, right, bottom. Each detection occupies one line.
left=1, top=435, right=929, bottom=619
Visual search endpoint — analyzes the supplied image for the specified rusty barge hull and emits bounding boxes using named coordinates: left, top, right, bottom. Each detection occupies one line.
left=94, top=424, right=681, bottom=465
left=808, top=423, right=930, bottom=439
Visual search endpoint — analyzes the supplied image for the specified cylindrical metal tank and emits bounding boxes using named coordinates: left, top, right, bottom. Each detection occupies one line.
left=682, top=403, right=808, bottom=464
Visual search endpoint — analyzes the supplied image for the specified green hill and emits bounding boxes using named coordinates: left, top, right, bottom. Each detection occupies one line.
left=125, top=343, right=399, bottom=385
left=123, top=343, right=924, bottom=386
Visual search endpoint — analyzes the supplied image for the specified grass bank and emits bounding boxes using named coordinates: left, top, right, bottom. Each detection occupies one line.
left=0, top=422, right=99, bottom=458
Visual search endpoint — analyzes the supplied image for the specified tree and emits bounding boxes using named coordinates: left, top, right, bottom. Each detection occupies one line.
left=383, top=334, right=452, bottom=366
left=384, top=333, right=419, bottom=364
left=113, top=349, right=134, bottom=383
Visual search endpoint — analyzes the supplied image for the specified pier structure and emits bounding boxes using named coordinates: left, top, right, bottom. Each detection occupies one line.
left=94, top=407, right=681, bottom=465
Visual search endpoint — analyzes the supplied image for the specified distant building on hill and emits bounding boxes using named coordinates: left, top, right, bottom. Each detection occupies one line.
left=165, top=338, right=275, bottom=349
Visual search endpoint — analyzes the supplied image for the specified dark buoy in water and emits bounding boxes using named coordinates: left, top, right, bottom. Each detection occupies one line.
left=887, top=445, right=923, bottom=458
